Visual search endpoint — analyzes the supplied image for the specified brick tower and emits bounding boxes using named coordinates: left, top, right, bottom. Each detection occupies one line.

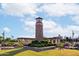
left=35, top=17, right=43, bottom=41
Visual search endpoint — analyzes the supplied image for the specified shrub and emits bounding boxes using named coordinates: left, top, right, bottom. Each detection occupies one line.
left=28, top=40, right=54, bottom=47
left=74, top=44, right=79, bottom=48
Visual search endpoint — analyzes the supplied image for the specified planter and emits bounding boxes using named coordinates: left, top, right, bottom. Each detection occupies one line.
left=24, top=46, right=56, bottom=52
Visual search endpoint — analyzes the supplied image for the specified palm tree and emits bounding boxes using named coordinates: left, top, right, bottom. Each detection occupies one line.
left=72, top=31, right=75, bottom=38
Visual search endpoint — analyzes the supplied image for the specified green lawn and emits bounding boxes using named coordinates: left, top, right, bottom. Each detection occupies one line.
left=0, top=48, right=79, bottom=56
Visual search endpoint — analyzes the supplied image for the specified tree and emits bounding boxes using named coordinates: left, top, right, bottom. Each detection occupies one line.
left=74, top=44, right=79, bottom=48
left=0, top=36, right=3, bottom=43
left=0, top=36, right=3, bottom=39
left=5, top=37, right=11, bottom=42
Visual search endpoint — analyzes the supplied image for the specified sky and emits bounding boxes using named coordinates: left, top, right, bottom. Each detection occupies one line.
left=0, top=3, right=79, bottom=38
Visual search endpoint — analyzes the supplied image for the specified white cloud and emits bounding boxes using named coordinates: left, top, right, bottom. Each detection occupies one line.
left=71, top=15, right=79, bottom=24
left=67, top=25, right=79, bottom=32
left=43, top=20, right=57, bottom=30
left=18, top=35, right=35, bottom=38
left=22, top=20, right=79, bottom=37
left=23, top=18, right=35, bottom=30
left=24, top=21, right=35, bottom=32
left=22, top=18, right=66, bottom=37
left=1, top=3, right=79, bottom=17
left=66, top=25, right=79, bottom=38
left=1, top=3, right=79, bottom=38
left=1, top=3, right=39, bottom=17
left=3, top=27, right=11, bottom=33
left=40, top=3, right=79, bottom=16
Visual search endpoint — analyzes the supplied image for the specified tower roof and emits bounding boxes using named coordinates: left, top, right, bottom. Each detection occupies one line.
left=36, top=17, right=43, bottom=20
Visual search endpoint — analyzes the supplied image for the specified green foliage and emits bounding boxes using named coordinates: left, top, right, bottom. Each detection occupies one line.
left=0, top=36, right=3, bottom=38
left=5, top=37, right=17, bottom=42
left=0, top=36, right=3, bottom=44
left=6, top=42, right=15, bottom=46
left=58, top=43, right=64, bottom=48
left=5, top=38, right=11, bottom=42
left=28, top=40, right=54, bottom=47
left=74, top=44, right=79, bottom=47
left=0, top=36, right=18, bottom=46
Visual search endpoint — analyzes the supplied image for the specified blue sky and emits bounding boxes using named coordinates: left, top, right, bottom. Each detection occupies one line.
left=0, top=3, right=79, bottom=38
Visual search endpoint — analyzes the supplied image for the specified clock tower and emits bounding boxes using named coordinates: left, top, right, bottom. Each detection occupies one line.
left=35, top=17, right=43, bottom=41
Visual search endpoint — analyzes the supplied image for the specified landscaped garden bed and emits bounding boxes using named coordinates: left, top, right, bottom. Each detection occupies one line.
left=24, top=40, right=56, bottom=51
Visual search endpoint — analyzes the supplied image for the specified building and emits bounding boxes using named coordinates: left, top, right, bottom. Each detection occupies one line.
left=36, top=17, right=43, bottom=41
left=17, top=37, right=62, bottom=45
left=17, top=17, right=62, bottom=45
left=17, top=38, right=35, bottom=45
